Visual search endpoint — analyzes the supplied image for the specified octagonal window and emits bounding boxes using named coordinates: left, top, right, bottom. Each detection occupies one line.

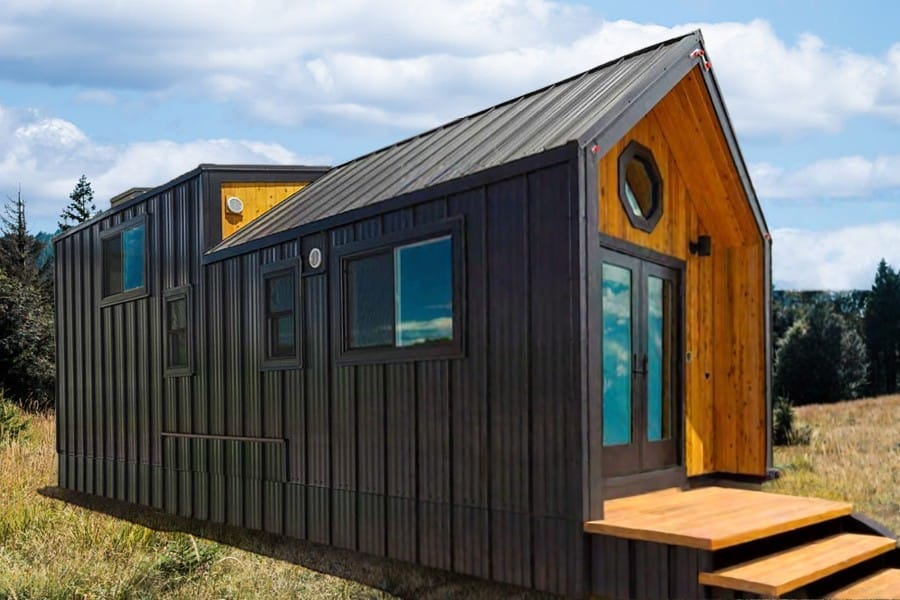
left=617, top=141, right=663, bottom=232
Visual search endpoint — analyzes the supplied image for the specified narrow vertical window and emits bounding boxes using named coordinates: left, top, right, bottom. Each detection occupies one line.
left=101, top=218, right=147, bottom=300
left=395, top=236, right=453, bottom=347
left=164, top=286, right=192, bottom=376
left=347, top=251, right=393, bottom=349
left=261, top=259, right=301, bottom=369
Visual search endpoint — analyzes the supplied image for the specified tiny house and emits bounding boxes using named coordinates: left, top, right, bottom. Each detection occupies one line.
left=55, top=31, right=899, bottom=598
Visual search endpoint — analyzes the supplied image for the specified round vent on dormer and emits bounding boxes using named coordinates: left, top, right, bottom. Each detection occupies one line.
left=225, top=195, right=244, bottom=215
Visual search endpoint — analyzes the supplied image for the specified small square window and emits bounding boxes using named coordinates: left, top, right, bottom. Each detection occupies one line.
left=261, top=259, right=301, bottom=369
left=101, top=218, right=147, bottom=301
left=164, top=286, right=192, bottom=377
left=341, top=229, right=459, bottom=362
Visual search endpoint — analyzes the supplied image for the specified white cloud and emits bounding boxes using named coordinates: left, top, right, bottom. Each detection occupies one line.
left=1, top=3, right=899, bottom=136
left=773, top=221, right=900, bottom=290
left=74, top=89, right=118, bottom=105
left=0, top=104, right=329, bottom=231
left=752, top=155, right=900, bottom=199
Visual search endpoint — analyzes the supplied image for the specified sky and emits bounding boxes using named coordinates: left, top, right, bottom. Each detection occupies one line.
left=1, top=0, right=899, bottom=290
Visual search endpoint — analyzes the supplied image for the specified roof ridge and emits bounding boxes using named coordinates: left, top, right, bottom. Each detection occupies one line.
left=316, top=30, right=699, bottom=176
left=210, top=30, right=703, bottom=254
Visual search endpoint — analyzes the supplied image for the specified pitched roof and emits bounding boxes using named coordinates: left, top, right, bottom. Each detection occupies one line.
left=211, top=31, right=710, bottom=254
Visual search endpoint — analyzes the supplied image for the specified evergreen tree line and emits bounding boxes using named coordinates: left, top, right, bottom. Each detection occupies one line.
left=773, top=259, right=900, bottom=405
left=0, top=176, right=95, bottom=410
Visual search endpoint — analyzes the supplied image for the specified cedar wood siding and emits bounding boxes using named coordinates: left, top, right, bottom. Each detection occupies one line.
left=55, top=153, right=587, bottom=597
left=595, top=68, right=767, bottom=479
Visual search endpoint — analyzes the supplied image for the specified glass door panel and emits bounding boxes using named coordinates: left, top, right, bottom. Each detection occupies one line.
left=600, top=249, right=681, bottom=479
left=646, top=275, right=672, bottom=442
left=602, top=263, right=632, bottom=447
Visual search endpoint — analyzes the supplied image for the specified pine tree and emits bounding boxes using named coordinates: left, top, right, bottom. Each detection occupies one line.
left=58, top=174, right=96, bottom=231
left=0, top=188, right=51, bottom=297
left=774, top=303, right=867, bottom=405
left=863, top=259, right=900, bottom=395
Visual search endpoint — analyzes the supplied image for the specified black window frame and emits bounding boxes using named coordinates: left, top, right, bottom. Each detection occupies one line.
left=260, top=257, right=302, bottom=370
left=163, top=285, right=193, bottom=377
left=617, top=140, right=663, bottom=233
left=98, top=214, right=150, bottom=306
left=333, top=217, right=465, bottom=365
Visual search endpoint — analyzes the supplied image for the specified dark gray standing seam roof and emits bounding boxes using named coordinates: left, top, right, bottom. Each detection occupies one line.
left=211, top=32, right=703, bottom=254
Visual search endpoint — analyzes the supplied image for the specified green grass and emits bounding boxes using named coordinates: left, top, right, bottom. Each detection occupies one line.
left=3, top=397, right=897, bottom=597
left=0, top=414, right=393, bottom=599
left=764, top=394, right=900, bottom=535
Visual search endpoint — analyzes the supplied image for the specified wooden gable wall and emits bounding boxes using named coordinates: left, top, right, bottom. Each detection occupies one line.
left=220, top=182, right=310, bottom=239
left=597, top=67, right=767, bottom=477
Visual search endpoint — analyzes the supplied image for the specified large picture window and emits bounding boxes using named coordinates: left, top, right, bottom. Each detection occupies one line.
left=338, top=222, right=462, bottom=363
left=163, top=286, right=192, bottom=377
left=100, top=217, right=147, bottom=302
left=260, top=259, right=301, bottom=369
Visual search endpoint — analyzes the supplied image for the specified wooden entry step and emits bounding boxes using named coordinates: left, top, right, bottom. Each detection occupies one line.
left=583, top=486, right=853, bottom=550
left=827, top=568, right=900, bottom=599
left=698, top=533, right=896, bottom=597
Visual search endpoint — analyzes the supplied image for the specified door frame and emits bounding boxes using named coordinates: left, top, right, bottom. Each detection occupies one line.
left=592, top=234, right=687, bottom=501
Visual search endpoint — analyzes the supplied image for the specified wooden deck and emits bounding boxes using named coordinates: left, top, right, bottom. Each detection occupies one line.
left=583, top=486, right=853, bottom=550
left=828, top=569, right=900, bottom=599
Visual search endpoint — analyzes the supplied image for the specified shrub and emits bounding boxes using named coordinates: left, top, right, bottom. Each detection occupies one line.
left=775, top=303, right=868, bottom=405
left=773, top=396, right=811, bottom=446
left=156, top=535, right=220, bottom=581
left=0, top=393, right=30, bottom=445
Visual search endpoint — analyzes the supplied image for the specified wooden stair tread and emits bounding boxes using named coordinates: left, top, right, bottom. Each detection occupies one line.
left=584, top=486, right=853, bottom=549
left=828, top=568, right=900, bottom=599
left=698, top=533, right=896, bottom=597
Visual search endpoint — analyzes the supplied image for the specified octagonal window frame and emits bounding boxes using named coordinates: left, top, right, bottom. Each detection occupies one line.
left=617, top=140, right=663, bottom=233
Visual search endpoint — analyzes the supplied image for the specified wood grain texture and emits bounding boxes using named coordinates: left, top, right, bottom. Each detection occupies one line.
left=221, top=182, right=308, bottom=239
left=583, top=486, right=852, bottom=550
left=699, top=533, right=896, bottom=597
left=827, top=568, right=900, bottom=599
left=597, top=66, right=767, bottom=477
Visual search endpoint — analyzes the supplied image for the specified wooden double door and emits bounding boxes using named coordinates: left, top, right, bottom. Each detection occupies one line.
left=600, top=248, right=682, bottom=479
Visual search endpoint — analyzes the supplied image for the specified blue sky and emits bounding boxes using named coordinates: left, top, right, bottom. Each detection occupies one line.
left=1, top=1, right=899, bottom=289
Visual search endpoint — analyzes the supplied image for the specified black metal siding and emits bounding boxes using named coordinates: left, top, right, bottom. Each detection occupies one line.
left=55, top=156, right=584, bottom=596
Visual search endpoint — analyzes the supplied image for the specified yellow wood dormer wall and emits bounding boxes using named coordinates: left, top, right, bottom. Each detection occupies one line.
left=220, top=182, right=309, bottom=239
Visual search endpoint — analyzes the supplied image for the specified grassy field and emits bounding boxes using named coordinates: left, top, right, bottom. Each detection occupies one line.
left=1, top=397, right=897, bottom=598
left=764, top=394, right=900, bottom=535
left=0, top=412, right=392, bottom=599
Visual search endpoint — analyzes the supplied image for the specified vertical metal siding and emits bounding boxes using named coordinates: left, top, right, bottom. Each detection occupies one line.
left=305, top=275, right=329, bottom=487
left=417, top=360, right=451, bottom=569
left=332, top=365, right=357, bottom=549
left=486, top=176, right=533, bottom=588
left=446, top=188, right=490, bottom=578
left=305, top=273, right=330, bottom=544
left=284, top=367, right=305, bottom=483
left=356, top=365, right=386, bottom=556
left=242, top=254, right=261, bottom=438
left=385, top=363, right=417, bottom=562
left=206, top=263, right=225, bottom=436
left=56, top=157, right=585, bottom=597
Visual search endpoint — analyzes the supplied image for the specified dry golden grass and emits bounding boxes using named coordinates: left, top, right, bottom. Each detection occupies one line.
left=764, top=394, right=900, bottom=535
left=0, top=413, right=392, bottom=599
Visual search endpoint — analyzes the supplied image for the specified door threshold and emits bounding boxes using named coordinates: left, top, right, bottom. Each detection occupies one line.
left=603, top=466, right=687, bottom=500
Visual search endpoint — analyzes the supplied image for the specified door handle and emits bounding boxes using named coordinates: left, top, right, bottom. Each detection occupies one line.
left=633, top=353, right=648, bottom=375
